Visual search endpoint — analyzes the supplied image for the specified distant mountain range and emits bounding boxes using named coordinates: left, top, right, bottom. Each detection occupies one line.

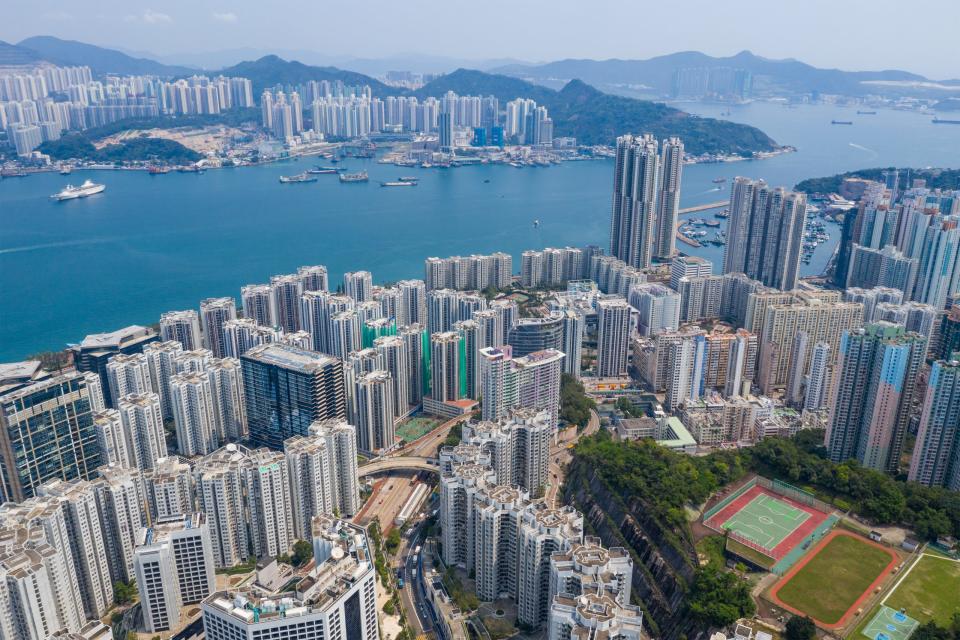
left=15, top=36, right=195, bottom=77
left=491, top=50, right=959, bottom=97
left=4, top=36, right=780, bottom=153
left=416, top=70, right=777, bottom=153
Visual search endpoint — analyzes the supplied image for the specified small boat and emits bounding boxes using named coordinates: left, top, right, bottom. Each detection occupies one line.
left=856, top=110, right=877, bottom=115
left=380, top=181, right=417, bottom=187
left=398, top=176, right=418, bottom=182
left=483, top=179, right=491, bottom=183
left=51, top=179, right=105, bottom=201
left=533, top=219, right=540, bottom=228
left=831, top=120, right=854, bottom=125
left=60, top=166, right=73, bottom=175
left=339, top=171, right=368, bottom=183
left=712, top=177, right=726, bottom=184
left=308, top=166, right=340, bottom=174
left=279, top=172, right=318, bottom=184
left=704, top=220, right=721, bottom=227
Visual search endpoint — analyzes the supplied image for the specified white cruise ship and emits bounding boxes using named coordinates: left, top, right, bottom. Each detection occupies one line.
left=50, top=180, right=106, bottom=201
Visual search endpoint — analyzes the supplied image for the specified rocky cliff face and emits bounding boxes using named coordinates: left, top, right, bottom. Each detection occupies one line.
left=564, top=462, right=698, bottom=640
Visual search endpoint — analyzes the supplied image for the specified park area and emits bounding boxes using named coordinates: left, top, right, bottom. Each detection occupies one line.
left=768, top=530, right=898, bottom=628
left=884, top=553, right=960, bottom=626
left=396, top=415, right=443, bottom=443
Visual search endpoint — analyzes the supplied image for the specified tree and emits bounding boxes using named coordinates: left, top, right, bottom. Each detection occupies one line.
left=386, top=528, right=402, bottom=554
left=113, top=580, right=137, bottom=605
left=785, top=616, right=817, bottom=640
left=383, top=599, right=396, bottom=615
left=560, top=374, right=595, bottom=427
left=687, top=566, right=755, bottom=628
left=292, top=540, right=314, bottom=567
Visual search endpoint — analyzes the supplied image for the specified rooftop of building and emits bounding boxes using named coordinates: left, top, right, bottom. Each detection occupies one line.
left=75, top=325, right=154, bottom=350
left=242, top=343, right=338, bottom=373
left=0, top=360, right=48, bottom=394
left=204, top=517, right=370, bottom=624
left=138, top=513, right=206, bottom=547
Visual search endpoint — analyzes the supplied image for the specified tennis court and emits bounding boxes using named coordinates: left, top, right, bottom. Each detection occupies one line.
left=862, top=606, right=919, bottom=640
left=722, top=493, right=811, bottom=550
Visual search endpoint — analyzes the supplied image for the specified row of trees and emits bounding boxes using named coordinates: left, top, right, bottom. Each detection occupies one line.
left=559, top=373, right=595, bottom=428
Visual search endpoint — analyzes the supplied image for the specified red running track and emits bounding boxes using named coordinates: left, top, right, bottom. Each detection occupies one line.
left=703, top=484, right=830, bottom=560
left=767, top=530, right=900, bottom=630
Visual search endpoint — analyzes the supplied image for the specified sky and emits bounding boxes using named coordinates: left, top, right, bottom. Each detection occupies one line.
left=3, top=0, right=959, bottom=78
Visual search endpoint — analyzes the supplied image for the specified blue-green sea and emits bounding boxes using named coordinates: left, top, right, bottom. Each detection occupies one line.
left=1, top=102, right=958, bottom=360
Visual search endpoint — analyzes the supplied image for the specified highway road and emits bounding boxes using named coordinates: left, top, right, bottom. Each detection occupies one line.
left=395, top=519, right=434, bottom=638
left=546, top=409, right=600, bottom=506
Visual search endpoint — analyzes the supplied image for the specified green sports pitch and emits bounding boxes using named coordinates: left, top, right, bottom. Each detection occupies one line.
left=722, top=493, right=811, bottom=550
left=862, top=606, right=920, bottom=640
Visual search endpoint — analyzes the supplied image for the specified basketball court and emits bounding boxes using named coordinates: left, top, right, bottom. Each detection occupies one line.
left=862, top=606, right=920, bottom=640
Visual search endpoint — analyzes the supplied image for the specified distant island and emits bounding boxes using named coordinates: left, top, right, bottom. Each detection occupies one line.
left=794, top=167, right=960, bottom=194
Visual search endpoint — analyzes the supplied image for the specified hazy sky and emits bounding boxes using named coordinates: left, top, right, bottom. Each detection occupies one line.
left=4, top=0, right=958, bottom=78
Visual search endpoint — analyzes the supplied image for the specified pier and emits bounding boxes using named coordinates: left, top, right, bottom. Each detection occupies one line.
left=679, top=200, right=727, bottom=215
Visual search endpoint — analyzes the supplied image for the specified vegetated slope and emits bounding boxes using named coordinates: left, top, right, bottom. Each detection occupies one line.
left=218, top=55, right=391, bottom=96
left=417, top=69, right=779, bottom=154
left=0, top=40, right=44, bottom=66
left=795, top=167, right=960, bottom=194
left=38, top=133, right=200, bottom=164
left=18, top=36, right=195, bottom=76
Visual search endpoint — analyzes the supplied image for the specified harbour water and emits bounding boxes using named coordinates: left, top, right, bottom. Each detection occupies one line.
left=1, top=102, right=958, bottom=360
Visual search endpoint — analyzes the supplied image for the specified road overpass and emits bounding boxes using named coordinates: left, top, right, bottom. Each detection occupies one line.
left=358, top=456, right=438, bottom=478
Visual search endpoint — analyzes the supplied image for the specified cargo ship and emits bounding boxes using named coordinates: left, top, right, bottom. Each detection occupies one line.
left=932, top=117, right=960, bottom=125
left=279, top=172, right=318, bottom=183
left=339, top=171, right=369, bottom=183
left=308, top=166, right=340, bottom=174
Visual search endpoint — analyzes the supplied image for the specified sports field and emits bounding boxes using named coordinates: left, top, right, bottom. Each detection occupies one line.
left=396, top=416, right=443, bottom=442
left=704, top=484, right=829, bottom=559
left=884, top=554, right=960, bottom=626
left=862, top=606, right=920, bottom=640
left=769, top=531, right=899, bottom=628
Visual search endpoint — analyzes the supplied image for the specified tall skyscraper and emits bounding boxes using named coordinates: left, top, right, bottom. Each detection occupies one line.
left=106, top=352, right=152, bottom=407
left=160, top=310, right=202, bottom=351
left=907, top=354, right=960, bottom=489
left=240, top=284, right=276, bottom=327
left=171, top=371, right=220, bottom=456
left=430, top=331, right=464, bottom=402
left=628, top=284, right=681, bottom=336
left=825, top=323, right=927, bottom=473
left=653, top=137, right=684, bottom=260
left=270, top=274, right=303, bottom=333
left=354, top=370, right=396, bottom=452
left=723, top=177, right=807, bottom=290
left=0, top=372, right=104, bottom=502
left=609, top=134, right=660, bottom=269
left=297, top=264, right=329, bottom=293
left=343, top=270, right=374, bottom=303
left=200, top=297, right=238, bottom=358
left=596, top=298, right=632, bottom=378
left=143, top=340, right=184, bottom=419
left=508, top=316, right=564, bottom=357
left=206, top=357, right=248, bottom=442
left=478, top=347, right=565, bottom=426
left=240, top=344, right=346, bottom=449
left=398, top=279, right=427, bottom=326
left=117, top=392, right=168, bottom=471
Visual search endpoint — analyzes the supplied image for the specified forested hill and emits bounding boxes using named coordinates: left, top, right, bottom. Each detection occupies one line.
left=795, top=167, right=960, bottom=194
left=417, top=69, right=779, bottom=154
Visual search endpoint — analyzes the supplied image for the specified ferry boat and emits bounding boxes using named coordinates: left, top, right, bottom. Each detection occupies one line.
left=339, top=171, right=369, bottom=183
left=380, top=180, right=417, bottom=187
left=831, top=120, right=854, bottom=125
left=50, top=179, right=105, bottom=201
left=398, top=176, right=418, bottom=182
left=279, top=172, right=318, bottom=184
left=308, top=166, right=340, bottom=174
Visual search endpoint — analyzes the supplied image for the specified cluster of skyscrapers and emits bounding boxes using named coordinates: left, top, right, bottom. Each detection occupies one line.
left=1, top=64, right=253, bottom=154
